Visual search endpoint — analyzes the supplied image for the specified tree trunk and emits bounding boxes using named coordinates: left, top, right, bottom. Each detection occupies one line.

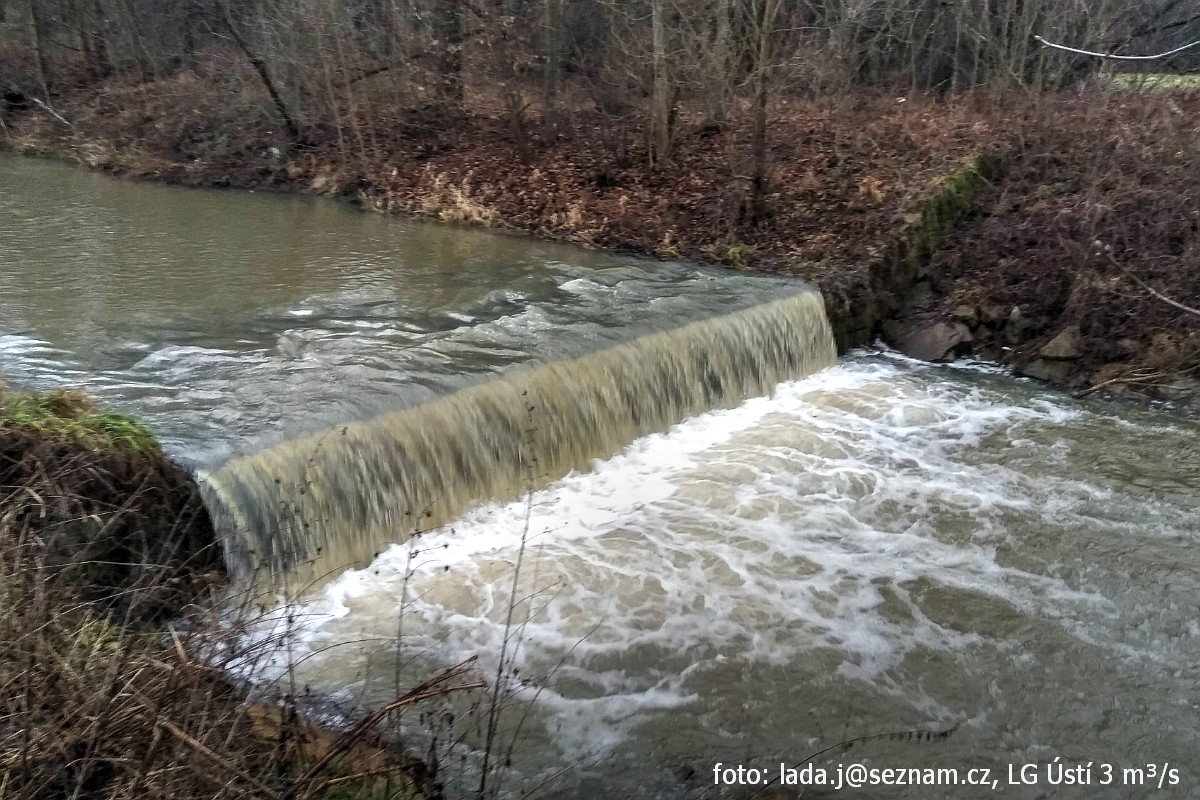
left=507, top=90, right=535, bottom=164
left=707, top=0, right=731, bottom=124
left=541, top=0, right=561, bottom=141
left=117, top=0, right=154, bottom=81
left=182, top=0, right=199, bottom=67
left=26, top=0, right=51, bottom=99
left=434, top=0, right=464, bottom=106
left=750, top=0, right=780, bottom=219
left=217, top=0, right=302, bottom=142
left=89, top=0, right=112, bottom=77
left=650, top=0, right=670, bottom=167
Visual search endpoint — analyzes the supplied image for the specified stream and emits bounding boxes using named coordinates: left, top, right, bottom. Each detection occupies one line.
left=2, top=154, right=1198, bottom=799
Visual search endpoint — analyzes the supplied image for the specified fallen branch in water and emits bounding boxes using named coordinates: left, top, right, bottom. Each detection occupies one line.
left=1075, top=367, right=1169, bottom=397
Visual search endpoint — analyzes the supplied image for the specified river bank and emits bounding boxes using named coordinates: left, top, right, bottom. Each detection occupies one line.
left=3, top=70, right=1197, bottom=404
left=0, top=385, right=447, bottom=800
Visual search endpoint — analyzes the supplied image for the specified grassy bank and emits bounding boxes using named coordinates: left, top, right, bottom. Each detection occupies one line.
left=0, top=386, right=218, bottom=620
left=3, top=66, right=1199, bottom=399
left=0, top=385, right=450, bottom=799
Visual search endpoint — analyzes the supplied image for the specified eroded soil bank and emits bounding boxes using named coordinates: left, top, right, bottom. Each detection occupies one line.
left=0, top=386, right=442, bottom=799
left=3, top=73, right=1198, bottom=402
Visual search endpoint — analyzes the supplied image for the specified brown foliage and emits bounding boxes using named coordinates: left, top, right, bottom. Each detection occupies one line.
left=928, top=92, right=1200, bottom=386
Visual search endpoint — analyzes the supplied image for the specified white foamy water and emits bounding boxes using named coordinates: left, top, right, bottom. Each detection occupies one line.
left=232, top=354, right=1200, bottom=799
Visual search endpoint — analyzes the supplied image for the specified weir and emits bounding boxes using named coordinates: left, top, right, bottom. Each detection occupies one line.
left=198, top=289, right=837, bottom=590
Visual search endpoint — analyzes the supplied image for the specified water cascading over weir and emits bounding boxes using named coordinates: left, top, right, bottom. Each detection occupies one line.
left=197, top=289, right=837, bottom=591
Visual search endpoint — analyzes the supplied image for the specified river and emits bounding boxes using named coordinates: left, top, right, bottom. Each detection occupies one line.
left=2, top=154, right=1199, bottom=799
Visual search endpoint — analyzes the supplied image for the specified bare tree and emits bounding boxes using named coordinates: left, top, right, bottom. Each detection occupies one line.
left=217, top=0, right=302, bottom=142
left=26, top=0, right=51, bottom=99
left=706, top=0, right=733, bottom=124
left=2, top=0, right=1196, bottom=177
left=749, top=0, right=780, bottom=218
left=541, top=0, right=562, bottom=141
left=434, top=0, right=465, bottom=106
left=650, top=0, right=671, bottom=166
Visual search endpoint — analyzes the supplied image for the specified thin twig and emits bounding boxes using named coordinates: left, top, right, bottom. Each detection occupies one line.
left=284, top=658, right=482, bottom=798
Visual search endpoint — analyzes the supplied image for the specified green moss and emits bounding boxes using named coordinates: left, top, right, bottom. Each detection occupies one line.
left=1, top=389, right=160, bottom=453
left=902, top=153, right=992, bottom=271
left=831, top=152, right=995, bottom=353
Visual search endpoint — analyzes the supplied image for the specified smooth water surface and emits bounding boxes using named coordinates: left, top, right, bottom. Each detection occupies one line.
left=0, top=154, right=794, bottom=461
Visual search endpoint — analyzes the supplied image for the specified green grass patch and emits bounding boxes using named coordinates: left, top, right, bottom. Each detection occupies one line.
left=1, top=388, right=160, bottom=452
left=1100, top=72, right=1200, bottom=94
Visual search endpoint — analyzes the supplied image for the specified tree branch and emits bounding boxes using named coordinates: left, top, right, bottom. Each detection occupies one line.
left=1034, top=34, right=1200, bottom=61
left=1124, top=273, right=1200, bottom=318
left=1108, top=254, right=1200, bottom=319
left=28, top=96, right=72, bottom=128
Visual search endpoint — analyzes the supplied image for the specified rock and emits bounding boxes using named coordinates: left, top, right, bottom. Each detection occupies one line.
left=901, top=322, right=973, bottom=362
left=244, top=703, right=432, bottom=796
left=903, top=281, right=934, bottom=312
left=1005, top=306, right=1032, bottom=345
left=1039, top=324, right=1082, bottom=360
left=1018, top=358, right=1071, bottom=384
left=880, top=318, right=903, bottom=345
left=951, top=304, right=979, bottom=326
left=980, top=303, right=1007, bottom=327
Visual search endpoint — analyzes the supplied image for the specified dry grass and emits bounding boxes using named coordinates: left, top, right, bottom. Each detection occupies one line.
left=416, top=172, right=501, bottom=227
left=0, top=394, right=481, bottom=800
left=0, top=531, right=455, bottom=799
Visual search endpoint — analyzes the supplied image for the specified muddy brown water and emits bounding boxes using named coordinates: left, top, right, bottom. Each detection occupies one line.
left=2, top=154, right=1199, bottom=799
